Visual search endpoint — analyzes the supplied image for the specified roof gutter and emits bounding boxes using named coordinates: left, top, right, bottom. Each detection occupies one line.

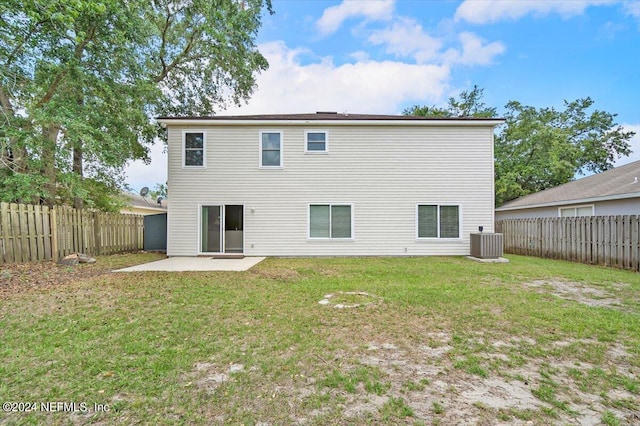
left=495, top=191, right=640, bottom=211
left=156, top=118, right=505, bottom=127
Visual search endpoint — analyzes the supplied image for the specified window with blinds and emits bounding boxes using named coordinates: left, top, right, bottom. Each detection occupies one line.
left=309, top=204, right=352, bottom=239
left=417, top=204, right=460, bottom=239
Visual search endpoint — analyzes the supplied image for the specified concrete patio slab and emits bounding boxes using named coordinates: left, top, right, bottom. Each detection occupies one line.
left=113, top=257, right=266, bottom=272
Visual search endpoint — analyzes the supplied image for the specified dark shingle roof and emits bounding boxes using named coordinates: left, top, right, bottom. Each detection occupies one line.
left=157, top=112, right=502, bottom=122
left=496, top=160, right=640, bottom=211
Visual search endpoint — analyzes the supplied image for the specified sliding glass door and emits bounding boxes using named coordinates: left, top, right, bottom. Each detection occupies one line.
left=201, top=206, right=222, bottom=253
left=201, top=205, right=243, bottom=254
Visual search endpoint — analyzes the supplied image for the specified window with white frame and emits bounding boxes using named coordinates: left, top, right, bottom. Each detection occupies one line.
left=305, top=131, right=328, bottom=153
left=184, top=131, right=205, bottom=167
left=559, top=205, right=594, bottom=217
left=309, top=204, right=352, bottom=239
left=260, top=131, right=282, bottom=167
left=417, top=204, right=461, bottom=239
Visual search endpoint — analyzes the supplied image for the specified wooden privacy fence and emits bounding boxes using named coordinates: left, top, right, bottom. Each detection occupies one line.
left=496, top=216, right=640, bottom=271
left=0, top=202, right=144, bottom=264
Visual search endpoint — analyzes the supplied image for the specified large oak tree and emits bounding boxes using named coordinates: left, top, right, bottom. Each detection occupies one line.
left=1, top=0, right=272, bottom=209
left=494, top=98, right=633, bottom=206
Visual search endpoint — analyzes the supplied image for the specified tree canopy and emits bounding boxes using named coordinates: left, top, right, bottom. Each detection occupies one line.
left=1, top=0, right=272, bottom=210
left=403, top=85, right=497, bottom=118
left=149, top=182, right=168, bottom=200
left=404, top=88, right=634, bottom=206
left=494, top=98, right=633, bottom=206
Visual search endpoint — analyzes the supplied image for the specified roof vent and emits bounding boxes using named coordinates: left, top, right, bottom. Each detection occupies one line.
left=316, top=111, right=337, bottom=114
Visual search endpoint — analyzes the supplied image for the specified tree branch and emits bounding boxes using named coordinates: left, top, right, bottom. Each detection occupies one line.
left=0, top=84, right=14, bottom=117
left=153, top=30, right=199, bottom=83
left=157, top=4, right=175, bottom=78
left=35, top=22, right=98, bottom=108
left=4, top=19, right=47, bottom=68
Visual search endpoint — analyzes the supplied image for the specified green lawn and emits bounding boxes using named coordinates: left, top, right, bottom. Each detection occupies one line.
left=1, top=255, right=638, bottom=425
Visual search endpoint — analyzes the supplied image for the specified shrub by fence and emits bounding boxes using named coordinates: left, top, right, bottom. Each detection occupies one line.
left=0, top=202, right=144, bottom=264
left=495, top=216, right=640, bottom=271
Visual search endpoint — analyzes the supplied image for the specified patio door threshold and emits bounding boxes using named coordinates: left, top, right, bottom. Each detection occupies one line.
left=198, top=254, right=245, bottom=259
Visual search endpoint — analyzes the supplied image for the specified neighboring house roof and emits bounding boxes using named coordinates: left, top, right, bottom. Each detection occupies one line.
left=157, top=111, right=503, bottom=126
left=122, top=192, right=167, bottom=213
left=496, top=160, right=640, bottom=211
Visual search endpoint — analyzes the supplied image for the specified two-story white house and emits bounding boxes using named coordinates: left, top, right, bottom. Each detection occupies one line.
left=157, top=112, right=503, bottom=257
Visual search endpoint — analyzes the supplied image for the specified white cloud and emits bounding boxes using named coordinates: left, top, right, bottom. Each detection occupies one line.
left=367, top=17, right=504, bottom=67
left=597, top=21, right=627, bottom=40
left=615, top=124, right=640, bottom=166
left=349, top=50, right=371, bottom=62
left=316, top=0, right=395, bottom=36
left=624, top=1, right=640, bottom=18
left=368, top=17, right=442, bottom=63
left=455, top=0, right=618, bottom=25
left=442, top=32, right=506, bottom=66
left=222, top=41, right=449, bottom=115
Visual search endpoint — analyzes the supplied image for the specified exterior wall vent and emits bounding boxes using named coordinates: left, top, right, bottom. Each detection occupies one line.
left=470, top=232, right=503, bottom=259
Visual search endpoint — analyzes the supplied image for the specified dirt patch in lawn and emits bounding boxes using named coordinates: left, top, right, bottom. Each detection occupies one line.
left=182, top=334, right=637, bottom=424
left=523, top=279, right=625, bottom=309
left=318, top=291, right=383, bottom=309
left=345, top=337, right=636, bottom=425
left=353, top=338, right=546, bottom=423
left=186, top=362, right=248, bottom=394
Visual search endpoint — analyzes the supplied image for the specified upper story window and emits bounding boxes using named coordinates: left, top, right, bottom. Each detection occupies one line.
left=260, top=131, right=282, bottom=168
left=417, top=204, right=461, bottom=239
left=183, top=131, right=205, bottom=167
left=305, top=131, right=328, bottom=153
left=559, top=205, right=594, bottom=217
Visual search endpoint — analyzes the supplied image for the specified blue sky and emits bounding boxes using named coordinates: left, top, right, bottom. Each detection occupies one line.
left=125, top=0, right=640, bottom=192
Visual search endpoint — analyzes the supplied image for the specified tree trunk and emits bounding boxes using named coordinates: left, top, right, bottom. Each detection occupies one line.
left=73, top=139, right=84, bottom=210
left=0, top=86, right=28, bottom=175
left=0, top=86, right=12, bottom=171
left=0, top=136, right=10, bottom=173
left=41, top=124, right=59, bottom=207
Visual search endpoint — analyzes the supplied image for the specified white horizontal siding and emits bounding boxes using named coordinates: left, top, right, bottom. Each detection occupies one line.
left=167, top=124, right=495, bottom=256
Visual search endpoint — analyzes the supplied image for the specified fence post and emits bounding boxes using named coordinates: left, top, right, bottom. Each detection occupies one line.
left=133, top=215, right=139, bottom=250
left=93, top=212, right=102, bottom=256
left=51, top=207, right=59, bottom=261
left=538, top=219, right=543, bottom=258
left=631, top=215, right=640, bottom=271
left=0, top=202, right=11, bottom=263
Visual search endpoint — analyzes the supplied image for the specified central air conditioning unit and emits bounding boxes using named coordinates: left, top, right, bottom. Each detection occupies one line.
left=470, top=232, right=503, bottom=259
